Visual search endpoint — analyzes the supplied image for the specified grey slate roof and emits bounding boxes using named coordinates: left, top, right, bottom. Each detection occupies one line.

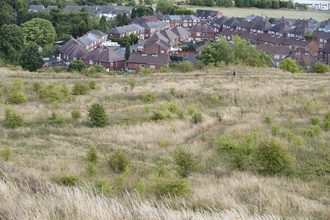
left=145, top=33, right=169, bottom=44
left=189, top=23, right=215, bottom=33
left=160, top=30, right=179, bottom=41
left=258, top=34, right=286, bottom=44
left=288, top=25, right=313, bottom=37
left=320, top=44, right=330, bottom=53
left=171, top=27, right=191, bottom=38
left=161, top=15, right=182, bottom=21
left=256, top=44, right=290, bottom=55
left=128, top=52, right=169, bottom=66
left=141, top=21, right=169, bottom=29
left=90, top=30, right=107, bottom=38
left=60, top=38, right=88, bottom=58
left=81, top=47, right=125, bottom=63
left=282, top=38, right=314, bottom=47
left=106, top=24, right=144, bottom=35
left=251, top=19, right=272, bottom=31
left=195, top=9, right=219, bottom=18
left=269, top=21, right=291, bottom=33
left=211, top=16, right=228, bottom=26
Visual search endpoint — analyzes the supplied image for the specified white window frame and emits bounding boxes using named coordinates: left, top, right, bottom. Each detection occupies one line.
left=89, top=60, right=93, bottom=65
left=196, top=32, right=201, bottom=36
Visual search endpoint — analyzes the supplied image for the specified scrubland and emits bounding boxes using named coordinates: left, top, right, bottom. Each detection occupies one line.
left=0, top=66, right=330, bottom=219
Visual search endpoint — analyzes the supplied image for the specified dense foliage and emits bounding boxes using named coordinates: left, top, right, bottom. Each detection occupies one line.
left=19, top=43, right=44, bottom=71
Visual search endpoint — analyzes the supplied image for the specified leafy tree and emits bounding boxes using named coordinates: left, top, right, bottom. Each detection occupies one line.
left=21, top=12, right=53, bottom=24
left=172, top=146, right=199, bottom=178
left=4, top=106, right=24, bottom=129
left=196, top=36, right=234, bottom=66
left=125, top=42, right=130, bottom=60
left=0, top=24, right=24, bottom=63
left=78, top=20, right=87, bottom=35
left=86, top=146, right=99, bottom=164
left=108, top=149, right=129, bottom=173
left=310, top=62, right=329, bottom=73
left=268, top=17, right=276, bottom=24
left=19, top=43, right=44, bottom=72
left=272, top=0, right=280, bottom=8
left=204, top=0, right=214, bottom=6
left=0, top=1, right=14, bottom=26
left=88, top=103, right=109, bottom=127
left=130, top=33, right=139, bottom=44
left=255, top=138, right=293, bottom=175
left=216, top=0, right=233, bottom=6
left=173, top=8, right=195, bottom=15
left=21, top=18, right=56, bottom=46
left=144, top=0, right=153, bottom=5
left=279, top=58, right=300, bottom=73
left=99, top=15, right=111, bottom=32
left=156, top=0, right=174, bottom=14
left=68, top=60, right=87, bottom=72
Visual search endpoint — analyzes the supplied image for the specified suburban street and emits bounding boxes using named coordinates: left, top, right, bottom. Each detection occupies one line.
left=115, top=41, right=144, bottom=57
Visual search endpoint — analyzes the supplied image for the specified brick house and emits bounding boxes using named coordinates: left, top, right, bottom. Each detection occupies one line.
left=219, top=29, right=243, bottom=42
left=171, top=27, right=191, bottom=43
left=143, top=39, right=171, bottom=55
left=268, top=21, right=291, bottom=37
left=160, top=15, right=182, bottom=28
left=106, top=24, right=145, bottom=40
left=179, top=15, right=200, bottom=28
left=81, top=47, right=125, bottom=71
left=160, top=29, right=179, bottom=45
left=258, top=34, right=286, bottom=46
left=289, top=49, right=318, bottom=68
left=188, top=23, right=216, bottom=42
left=316, top=32, right=330, bottom=49
left=287, top=25, right=313, bottom=39
left=318, top=44, right=330, bottom=65
left=281, top=38, right=319, bottom=56
left=239, top=31, right=264, bottom=45
left=130, top=15, right=159, bottom=25
left=141, top=21, right=169, bottom=39
left=60, top=38, right=88, bottom=62
left=76, top=30, right=108, bottom=50
left=195, top=9, right=222, bottom=21
left=210, top=16, right=228, bottom=33
left=127, top=52, right=170, bottom=73
left=256, top=44, right=290, bottom=67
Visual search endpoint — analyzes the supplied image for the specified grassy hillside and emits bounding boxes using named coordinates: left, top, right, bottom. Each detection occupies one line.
left=186, top=6, right=330, bottom=21
left=0, top=66, right=330, bottom=219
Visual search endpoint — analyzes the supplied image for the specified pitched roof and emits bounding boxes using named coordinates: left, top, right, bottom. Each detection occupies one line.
left=293, top=19, right=314, bottom=29
left=90, top=30, right=107, bottom=38
left=319, top=32, right=330, bottom=40
left=246, top=15, right=257, bottom=22
left=60, top=38, right=88, bottom=58
left=218, top=29, right=243, bottom=38
left=171, top=27, right=191, bottom=38
left=269, top=21, right=291, bottom=33
left=251, top=19, right=272, bottom=31
left=320, top=44, right=330, bottom=53
left=63, top=6, right=80, bottom=12
left=239, top=32, right=264, bottom=41
left=145, top=32, right=169, bottom=44
left=211, top=16, right=227, bottom=26
left=289, top=50, right=318, bottom=66
left=106, top=24, right=144, bottom=35
left=160, top=29, right=179, bottom=41
left=281, top=38, right=314, bottom=47
left=189, top=23, right=215, bottom=33
left=77, top=36, right=94, bottom=47
left=312, top=30, right=325, bottom=39
left=161, top=15, right=182, bottom=21
left=256, top=44, right=290, bottom=55
left=155, top=12, right=164, bottom=19
left=141, top=21, right=169, bottom=29
left=144, top=40, right=171, bottom=51
left=224, top=17, right=242, bottom=27
left=81, top=47, right=125, bottom=63
left=288, top=25, right=313, bottom=37
left=180, top=15, right=200, bottom=21
left=128, top=52, right=169, bottom=65
left=195, top=9, right=219, bottom=18
left=185, top=54, right=200, bottom=65
left=258, top=34, right=286, bottom=44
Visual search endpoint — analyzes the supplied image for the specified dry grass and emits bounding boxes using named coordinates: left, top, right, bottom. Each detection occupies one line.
left=0, top=66, right=330, bottom=219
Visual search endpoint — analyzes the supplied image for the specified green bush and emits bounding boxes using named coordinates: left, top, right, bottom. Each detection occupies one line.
left=88, top=103, right=109, bottom=127
left=37, top=83, right=71, bottom=104
left=214, top=135, right=237, bottom=150
left=293, top=135, right=305, bottom=147
left=191, top=113, right=203, bottom=124
left=88, top=80, right=97, bottom=90
left=159, top=67, right=172, bottom=73
left=54, top=175, right=80, bottom=186
left=301, top=124, right=321, bottom=137
left=323, top=112, right=330, bottom=131
left=310, top=62, right=329, bottom=73
left=151, top=111, right=165, bottom=121
left=285, top=129, right=294, bottom=142
left=151, top=175, right=192, bottom=196
left=255, top=138, right=293, bottom=175
left=186, top=104, right=196, bottom=115
left=144, top=105, right=151, bottom=112
left=172, top=146, right=199, bottom=178
left=72, top=82, right=89, bottom=95
left=0, top=147, right=14, bottom=162
left=144, top=92, right=155, bottom=102
left=271, top=123, right=282, bottom=136
left=128, top=75, right=136, bottom=91
left=71, top=110, right=81, bottom=119
left=4, top=106, right=24, bottom=129
left=86, top=146, right=99, bottom=164
left=169, top=87, right=175, bottom=95
left=168, top=102, right=178, bottom=113
left=32, top=82, right=41, bottom=93
left=310, top=116, right=320, bottom=125
left=159, top=140, right=170, bottom=147
left=279, top=58, right=300, bottom=73
left=177, top=61, right=194, bottom=73
left=68, top=60, right=86, bottom=72
left=139, top=67, right=154, bottom=75
left=12, top=79, right=24, bottom=91
left=94, top=179, right=114, bottom=195
left=88, top=65, right=106, bottom=75
left=135, top=178, right=146, bottom=195
left=86, top=162, right=97, bottom=176
left=263, top=116, right=273, bottom=124
left=6, top=92, right=27, bottom=104
left=108, top=149, right=129, bottom=173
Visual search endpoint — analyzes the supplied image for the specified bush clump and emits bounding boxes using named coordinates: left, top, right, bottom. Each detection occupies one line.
left=4, top=106, right=24, bottom=129
left=255, top=137, right=293, bottom=175
left=88, top=103, right=109, bottom=127
left=108, top=149, right=129, bottom=173
left=71, top=110, right=81, bottom=119
left=191, top=113, right=203, bottom=124
left=144, top=92, right=155, bottom=102
left=150, top=175, right=192, bottom=196
left=86, top=146, right=99, bottom=164
left=54, top=175, right=80, bottom=186
left=6, top=92, right=27, bottom=104
left=214, top=135, right=237, bottom=150
left=72, top=82, right=89, bottom=95
left=177, top=61, right=194, bottom=73
left=172, top=146, right=199, bottom=178
left=0, top=147, right=14, bottom=162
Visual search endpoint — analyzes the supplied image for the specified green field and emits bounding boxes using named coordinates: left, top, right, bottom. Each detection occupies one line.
left=186, top=6, right=330, bottom=21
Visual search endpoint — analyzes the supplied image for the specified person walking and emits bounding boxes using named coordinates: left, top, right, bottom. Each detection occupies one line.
left=227, top=68, right=230, bottom=76
left=233, top=68, right=236, bottom=76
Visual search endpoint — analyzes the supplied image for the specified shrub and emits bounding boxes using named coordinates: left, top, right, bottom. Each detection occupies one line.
left=214, top=135, right=237, bottom=150
left=32, top=82, right=41, bottom=93
left=4, top=106, right=24, bottom=129
left=37, top=83, right=71, bottom=104
left=211, top=94, right=219, bottom=102
left=94, top=179, right=114, bottom=195
left=263, top=116, right=273, bottom=124
left=159, top=67, right=172, bottom=73
left=323, top=112, right=330, bottom=131
left=0, top=147, right=14, bottom=162
left=144, top=92, right=155, bottom=102
left=169, top=87, right=175, bottom=95
left=68, top=60, right=86, bottom=72
left=255, top=138, right=293, bottom=175
left=71, top=110, right=81, bottom=119
left=177, top=61, right=194, bottom=73
left=88, top=65, right=106, bottom=75
left=151, top=175, right=192, bottom=196
left=88, top=103, right=109, bottom=127
left=293, top=135, right=305, bottom=147
left=129, top=75, right=136, bottom=91
left=88, top=80, right=97, bottom=90
left=168, top=102, right=179, bottom=113
left=191, top=113, right=203, bottom=124
left=135, top=179, right=146, bottom=195
left=86, top=146, right=99, bottom=164
left=310, top=62, right=329, bottom=73
left=72, top=82, right=89, bottom=95
left=86, top=162, right=97, bottom=176
left=186, top=104, right=196, bottom=115
left=301, top=124, right=321, bottom=137
left=271, top=123, right=282, bottom=136
left=139, top=67, right=154, bottom=75
left=172, top=146, right=199, bottom=178
left=54, top=175, right=80, bottom=186
left=285, top=129, right=294, bottom=142
left=279, top=58, right=300, bottom=73
left=159, top=140, right=170, bottom=147
left=310, top=116, right=320, bottom=125
left=6, top=92, right=27, bottom=104
left=144, top=105, right=151, bottom=112
left=108, top=149, right=129, bottom=173
left=151, top=111, right=165, bottom=121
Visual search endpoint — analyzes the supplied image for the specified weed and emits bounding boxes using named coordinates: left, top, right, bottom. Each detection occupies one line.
left=108, top=149, right=129, bottom=173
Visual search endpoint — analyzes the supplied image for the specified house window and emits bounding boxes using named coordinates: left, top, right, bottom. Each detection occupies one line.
left=89, top=60, right=93, bottom=65
left=320, top=39, right=323, bottom=42
left=139, top=64, right=145, bottom=68
left=110, top=63, right=113, bottom=66
left=196, top=32, right=201, bottom=36
left=73, top=57, right=76, bottom=60
left=274, top=55, right=280, bottom=59
left=282, top=55, right=286, bottom=59
left=160, top=50, right=164, bottom=54
left=320, top=52, right=323, bottom=55
left=203, top=33, right=208, bottom=36
left=150, top=65, right=155, bottom=69
left=325, top=40, right=327, bottom=43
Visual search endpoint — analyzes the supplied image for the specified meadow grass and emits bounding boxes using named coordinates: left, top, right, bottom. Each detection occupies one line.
left=0, top=66, right=330, bottom=219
